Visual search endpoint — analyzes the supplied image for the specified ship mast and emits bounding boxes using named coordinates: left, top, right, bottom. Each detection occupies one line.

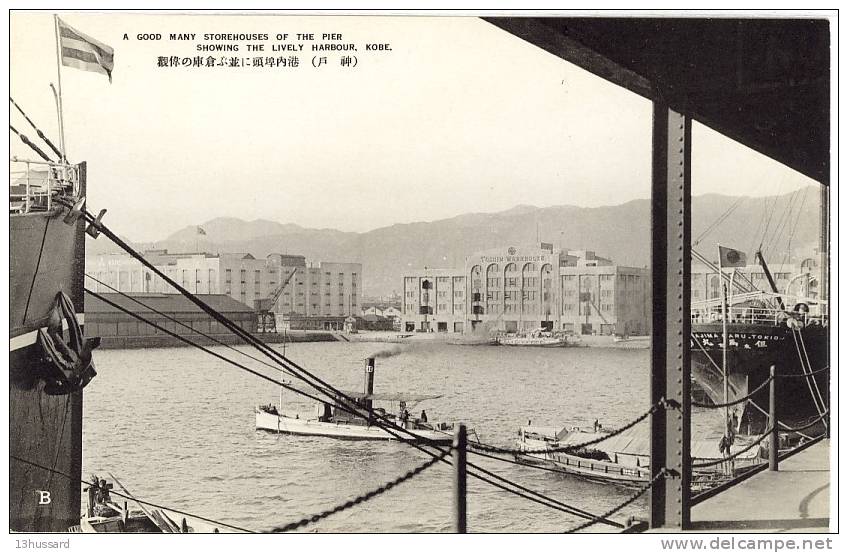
left=718, top=247, right=731, bottom=461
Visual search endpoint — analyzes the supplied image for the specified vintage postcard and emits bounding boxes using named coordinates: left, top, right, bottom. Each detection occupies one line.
left=6, top=7, right=836, bottom=546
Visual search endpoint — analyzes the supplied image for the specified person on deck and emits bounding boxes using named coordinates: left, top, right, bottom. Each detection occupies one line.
left=420, top=410, right=428, bottom=423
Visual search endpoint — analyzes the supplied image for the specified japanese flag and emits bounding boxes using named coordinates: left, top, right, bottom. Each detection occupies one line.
left=718, top=246, right=747, bottom=268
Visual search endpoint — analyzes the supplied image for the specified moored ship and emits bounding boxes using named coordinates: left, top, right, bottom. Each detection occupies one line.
left=690, top=250, right=829, bottom=435
left=10, top=158, right=98, bottom=531
left=690, top=302, right=828, bottom=434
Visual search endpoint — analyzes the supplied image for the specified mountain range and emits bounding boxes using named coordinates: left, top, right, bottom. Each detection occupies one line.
left=86, top=186, right=821, bottom=297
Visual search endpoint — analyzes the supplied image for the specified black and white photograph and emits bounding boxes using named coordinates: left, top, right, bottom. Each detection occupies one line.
left=5, top=6, right=837, bottom=544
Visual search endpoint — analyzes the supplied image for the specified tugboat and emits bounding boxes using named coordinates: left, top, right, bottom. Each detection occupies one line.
left=255, top=357, right=471, bottom=443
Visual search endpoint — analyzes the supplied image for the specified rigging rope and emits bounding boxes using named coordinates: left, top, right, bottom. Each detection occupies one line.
left=791, top=329, right=827, bottom=424
left=71, top=203, right=629, bottom=527
left=85, top=289, right=349, bottom=415
left=763, top=189, right=798, bottom=260
left=693, top=196, right=745, bottom=247
left=780, top=187, right=810, bottom=269
left=745, top=401, right=816, bottom=442
left=464, top=456, right=623, bottom=526
left=10, top=124, right=53, bottom=162
left=796, top=329, right=828, bottom=424
left=691, top=376, right=774, bottom=409
left=83, top=289, right=617, bottom=528
left=563, top=469, right=668, bottom=533
left=776, top=366, right=829, bottom=378
left=775, top=410, right=829, bottom=434
left=691, top=429, right=772, bottom=469
left=85, top=273, right=298, bottom=379
left=469, top=403, right=662, bottom=455
left=759, top=194, right=779, bottom=252
left=10, top=454, right=252, bottom=533
left=10, top=96, right=63, bottom=159
left=268, top=448, right=450, bottom=532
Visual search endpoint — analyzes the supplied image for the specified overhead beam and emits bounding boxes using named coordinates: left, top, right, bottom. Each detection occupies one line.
left=482, top=17, right=829, bottom=186
left=482, top=17, right=654, bottom=99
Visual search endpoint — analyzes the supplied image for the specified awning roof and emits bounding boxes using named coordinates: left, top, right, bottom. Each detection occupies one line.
left=282, top=382, right=441, bottom=403
left=484, top=17, right=830, bottom=185
left=334, top=390, right=443, bottom=403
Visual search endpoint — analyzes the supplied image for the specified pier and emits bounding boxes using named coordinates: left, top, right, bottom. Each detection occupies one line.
left=688, top=439, right=830, bottom=533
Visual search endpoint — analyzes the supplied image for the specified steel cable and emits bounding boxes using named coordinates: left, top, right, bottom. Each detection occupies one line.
left=10, top=96, right=64, bottom=159
left=85, top=273, right=299, bottom=378
left=563, top=469, right=668, bottom=533
left=10, top=454, right=252, bottom=533
left=84, top=289, right=619, bottom=527
left=691, top=376, right=774, bottom=409
left=469, top=403, right=662, bottom=455
left=776, top=410, right=829, bottom=434
left=268, top=448, right=450, bottom=532
left=691, top=430, right=772, bottom=469
left=73, top=204, right=625, bottom=528
left=776, top=366, right=829, bottom=378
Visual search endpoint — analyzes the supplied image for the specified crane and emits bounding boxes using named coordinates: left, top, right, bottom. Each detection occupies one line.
left=254, top=267, right=298, bottom=333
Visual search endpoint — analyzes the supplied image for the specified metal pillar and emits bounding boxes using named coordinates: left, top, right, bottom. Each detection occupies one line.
left=649, top=103, right=692, bottom=529
left=453, top=424, right=467, bottom=533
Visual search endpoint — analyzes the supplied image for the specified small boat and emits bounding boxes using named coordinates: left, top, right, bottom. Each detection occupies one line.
left=498, top=328, right=580, bottom=347
left=446, top=334, right=498, bottom=346
left=72, top=474, right=235, bottom=533
left=514, top=423, right=763, bottom=489
left=256, top=357, right=470, bottom=444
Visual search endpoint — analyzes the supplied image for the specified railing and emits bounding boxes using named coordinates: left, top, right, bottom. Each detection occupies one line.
left=9, top=158, right=79, bottom=215
left=691, top=305, right=828, bottom=327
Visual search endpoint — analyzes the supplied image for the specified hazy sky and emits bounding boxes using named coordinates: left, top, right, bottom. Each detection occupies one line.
left=10, top=12, right=818, bottom=241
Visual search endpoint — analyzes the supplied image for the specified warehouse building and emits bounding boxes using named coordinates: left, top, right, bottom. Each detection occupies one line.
left=86, top=250, right=362, bottom=328
left=84, top=292, right=255, bottom=348
left=401, top=244, right=650, bottom=336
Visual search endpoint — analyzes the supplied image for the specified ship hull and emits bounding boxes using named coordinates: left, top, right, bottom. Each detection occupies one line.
left=255, top=410, right=454, bottom=443
left=691, top=322, right=829, bottom=434
left=9, top=169, right=87, bottom=532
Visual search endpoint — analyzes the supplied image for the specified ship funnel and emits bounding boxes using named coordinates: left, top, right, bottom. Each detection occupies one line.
left=364, top=357, right=375, bottom=412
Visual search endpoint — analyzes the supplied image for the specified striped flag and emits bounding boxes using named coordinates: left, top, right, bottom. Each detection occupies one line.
left=57, top=17, right=114, bottom=82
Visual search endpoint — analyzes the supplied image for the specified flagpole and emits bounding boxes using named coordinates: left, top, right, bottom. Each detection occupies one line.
left=52, top=14, right=67, bottom=162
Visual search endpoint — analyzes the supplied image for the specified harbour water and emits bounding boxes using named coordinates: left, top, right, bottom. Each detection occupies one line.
left=82, top=341, right=725, bottom=532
